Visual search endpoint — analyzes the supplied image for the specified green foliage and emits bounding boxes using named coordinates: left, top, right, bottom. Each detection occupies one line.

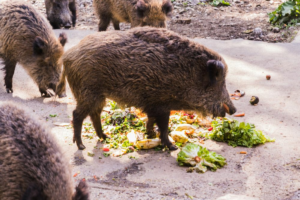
left=208, top=118, right=275, bottom=148
left=103, top=110, right=146, bottom=134
left=103, top=152, right=111, bottom=157
left=269, top=0, right=300, bottom=27
left=177, top=143, right=226, bottom=173
left=109, top=101, right=120, bottom=110
left=211, top=0, right=230, bottom=6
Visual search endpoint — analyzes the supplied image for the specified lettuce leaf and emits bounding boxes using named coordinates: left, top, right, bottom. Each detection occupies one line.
left=209, top=118, right=275, bottom=148
left=177, top=143, right=226, bottom=173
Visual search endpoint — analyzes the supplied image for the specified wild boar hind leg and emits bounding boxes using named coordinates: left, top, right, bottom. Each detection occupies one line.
left=73, top=104, right=90, bottom=150
left=2, top=58, right=17, bottom=93
left=90, top=109, right=109, bottom=141
left=112, top=18, right=120, bottom=30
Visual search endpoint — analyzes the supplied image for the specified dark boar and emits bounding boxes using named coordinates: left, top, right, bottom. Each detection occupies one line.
left=45, top=0, right=77, bottom=29
left=0, top=102, right=89, bottom=200
left=56, top=27, right=236, bottom=150
left=93, top=0, right=173, bottom=31
left=0, top=0, right=68, bottom=97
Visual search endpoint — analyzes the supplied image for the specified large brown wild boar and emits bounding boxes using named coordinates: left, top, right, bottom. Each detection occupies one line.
left=93, top=0, right=173, bottom=31
left=56, top=27, right=236, bottom=150
left=0, top=102, right=89, bottom=200
left=45, top=0, right=77, bottom=29
left=0, top=0, right=67, bottom=97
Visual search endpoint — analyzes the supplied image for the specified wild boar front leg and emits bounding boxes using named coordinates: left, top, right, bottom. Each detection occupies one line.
left=147, top=110, right=178, bottom=151
left=98, top=14, right=111, bottom=31
left=69, top=1, right=77, bottom=27
left=146, top=116, right=157, bottom=138
left=3, top=58, right=17, bottom=93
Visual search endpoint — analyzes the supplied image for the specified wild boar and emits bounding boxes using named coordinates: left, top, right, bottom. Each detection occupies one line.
left=56, top=27, right=236, bottom=150
left=45, top=0, right=77, bottom=29
left=93, top=0, right=173, bottom=31
left=0, top=0, right=68, bottom=97
left=0, top=102, right=89, bottom=200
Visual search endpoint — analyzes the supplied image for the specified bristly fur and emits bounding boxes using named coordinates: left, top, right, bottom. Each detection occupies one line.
left=56, top=26, right=236, bottom=150
left=0, top=102, right=89, bottom=200
left=0, top=0, right=67, bottom=97
left=93, top=0, right=173, bottom=31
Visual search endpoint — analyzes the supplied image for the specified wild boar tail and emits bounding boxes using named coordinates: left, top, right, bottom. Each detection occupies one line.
left=56, top=66, right=66, bottom=98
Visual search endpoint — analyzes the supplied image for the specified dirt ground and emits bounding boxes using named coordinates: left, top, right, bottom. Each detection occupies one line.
left=25, top=0, right=299, bottom=42
left=0, top=28, right=300, bottom=199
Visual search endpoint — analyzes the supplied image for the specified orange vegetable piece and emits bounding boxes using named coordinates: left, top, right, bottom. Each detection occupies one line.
left=73, top=173, right=78, bottom=177
left=234, top=113, right=245, bottom=117
left=170, top=110, right=180, bottom=115
left=240, top=151, right=247, bottom=154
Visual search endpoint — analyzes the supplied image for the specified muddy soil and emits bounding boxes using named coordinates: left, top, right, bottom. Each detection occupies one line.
left=25, top=0, right=299, bottom=42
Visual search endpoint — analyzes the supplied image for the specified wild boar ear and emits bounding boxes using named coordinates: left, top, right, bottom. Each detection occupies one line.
left=58, top=32, right=68, bottom=47
left=73, top=179, right=89, bottom=200
left=162, top=1, right=173, bottom=16
left=207, top=60, right=225, bottom=84
left=136, top=0, right=149, bottom=18
left=33, top=36, right=47, bottom=55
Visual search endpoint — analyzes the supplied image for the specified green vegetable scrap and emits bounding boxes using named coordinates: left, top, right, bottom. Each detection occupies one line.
left=268, top=0, right=300, bottom=27
left=87, top=152, right=95, bottom=157
left=101, top=108, right=146, bottom=153
left=209, top=118, right=275, bottom=148
left=103, top=152, right=111, bottom=157
left=103, top=110, right=145, bottom=134
left=177, top=143, right=226, bottom=173
left=211, top=0, right=230, bottom=7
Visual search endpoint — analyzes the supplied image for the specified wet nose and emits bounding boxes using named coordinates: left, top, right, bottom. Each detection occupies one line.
left=229, top=107, right=237, bottom=115
left=64, top=23, right=71, bottom=29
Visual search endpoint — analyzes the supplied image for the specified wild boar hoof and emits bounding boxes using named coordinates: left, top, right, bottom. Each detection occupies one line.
left=58, top=92, right=67, bottom=98
left=162, top=141, right=178, bottom=151
left=6, top=88, right=13, bottom=93
left=168, top=144, right=178, bottom=151
left=101, top=134, right=110, bottom=140
left=77, top=143, right=86, bottom=150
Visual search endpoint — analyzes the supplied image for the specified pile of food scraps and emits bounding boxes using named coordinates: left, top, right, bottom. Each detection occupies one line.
left=80, top=101, right=274, bottom=173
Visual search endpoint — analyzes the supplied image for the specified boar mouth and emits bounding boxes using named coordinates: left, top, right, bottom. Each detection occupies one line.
left=39, top=83, right=56, bottom=98
left=48, top=83, right=57, bottom=92
left=210, top=103, right=236, bottom=118
left=222, top=103, right=236, bottom=115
